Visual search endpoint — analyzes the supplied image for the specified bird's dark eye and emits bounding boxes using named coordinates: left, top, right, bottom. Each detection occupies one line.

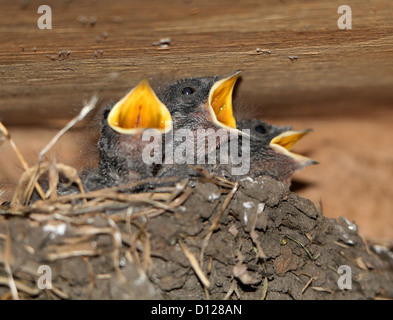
left=103, top=109, right=110, bottom=119
left=182, top=87, right=195, bottom=95
left=255, top=125, right=266, bottom=134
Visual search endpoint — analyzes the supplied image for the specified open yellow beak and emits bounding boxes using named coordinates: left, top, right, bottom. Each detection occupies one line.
left=207, top=71, right=240, bottom=131
left=107, top=79, right=172, bottom=134
left=270, top=129, right=318, bottom=165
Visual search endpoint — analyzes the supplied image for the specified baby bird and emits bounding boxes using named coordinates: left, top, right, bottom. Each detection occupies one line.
left=234, top=119, right=318, bottom=185
left=156, top=72, right=243, bottom=178
left=98, top=79, right=172, bottom=185
left=70, top=75, right=316, bottom=194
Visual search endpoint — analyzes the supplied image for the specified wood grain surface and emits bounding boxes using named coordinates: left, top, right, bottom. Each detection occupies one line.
left=1, top=0, right=393, bottom=125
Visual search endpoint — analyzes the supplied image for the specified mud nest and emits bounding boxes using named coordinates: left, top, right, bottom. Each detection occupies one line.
left=1, top=171, right=393, bottom=300
left=1, top=104, right=392, bottom=300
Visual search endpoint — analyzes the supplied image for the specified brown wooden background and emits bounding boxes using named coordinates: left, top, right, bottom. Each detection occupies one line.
left=1, top=0, right=393, bottom=240
left=1, top=0, right=393, bottom=125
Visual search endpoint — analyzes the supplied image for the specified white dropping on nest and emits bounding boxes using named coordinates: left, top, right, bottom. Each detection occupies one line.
left=208, top=192, right=220, bottom=201
left=242, top=201, right=254, bottom=209
left=244, top=213, right=248, bottom=224
left=240, top=177, right=254, bottom=183
left=43, top=223, right=67, bottom=236
left=341, top=216, right=358, bottom=232
left=257, top=203, right=265, bottom=214
left=119, top=256, right=127, bottom=267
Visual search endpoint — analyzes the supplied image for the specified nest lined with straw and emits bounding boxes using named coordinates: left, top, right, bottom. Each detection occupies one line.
left=1, top=97, right=393, bottom=300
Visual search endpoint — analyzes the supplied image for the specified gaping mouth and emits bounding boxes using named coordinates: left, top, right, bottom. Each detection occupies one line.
left=206, top=71, right=241, bottom=131
left=107, top=79, right=172, bottom=134
left=270, top=129, right=318, bottom=165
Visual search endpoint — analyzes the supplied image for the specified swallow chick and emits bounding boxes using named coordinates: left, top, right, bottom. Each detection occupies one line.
left=30, top=80, right=172, bottom=200
left=98, top=79, right=172, bottom=185
left=156, top=72, right=243, bottom=178
left=235, top=119, right=318, bottom=185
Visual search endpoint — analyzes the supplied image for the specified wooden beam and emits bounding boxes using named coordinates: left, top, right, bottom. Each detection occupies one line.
left=1, top=0, right=392, bottom=126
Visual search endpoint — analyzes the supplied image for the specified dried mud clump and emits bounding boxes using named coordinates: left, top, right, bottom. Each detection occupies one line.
left=1, top=174, right=392, bottom=300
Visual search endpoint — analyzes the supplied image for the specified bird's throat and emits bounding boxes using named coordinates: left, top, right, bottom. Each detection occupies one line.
left=108, top=79, right=172, bottom=134
left=207, top=71, right=240, bottom=130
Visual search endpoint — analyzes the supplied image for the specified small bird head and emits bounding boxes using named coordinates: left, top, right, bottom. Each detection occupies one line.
left=238, top=118, right=291, bottom=140
left=237, top=119, right=318, bottom=185
left=159, top=71, right=241, bottom=133
left=99, top=79, right=172, bottom=182
left=158, top=72, right=244, bottom=164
